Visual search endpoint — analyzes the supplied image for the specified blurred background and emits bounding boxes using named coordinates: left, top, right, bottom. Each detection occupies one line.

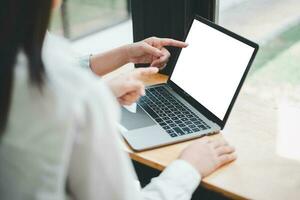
left=220, top=0, right=300, bottom=84
left=50, top=0, right=300, bottom=83
left=50, top=0, right=130, bottom=39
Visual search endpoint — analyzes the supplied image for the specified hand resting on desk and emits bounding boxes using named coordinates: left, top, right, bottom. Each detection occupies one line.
left=180, top=137, right=237, bottom=178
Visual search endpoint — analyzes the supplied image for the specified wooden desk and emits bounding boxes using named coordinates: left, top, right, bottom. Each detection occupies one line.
left=122, top=72, right=300, bottom=200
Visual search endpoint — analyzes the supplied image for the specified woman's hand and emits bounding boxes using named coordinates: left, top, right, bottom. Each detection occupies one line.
left=90, top=37, right=187, bottom=76
left=180, top=137, right=237, bottom=178
left=125, top=37, right=188, bottom=68
left=106, top=67, right=159, bottom=105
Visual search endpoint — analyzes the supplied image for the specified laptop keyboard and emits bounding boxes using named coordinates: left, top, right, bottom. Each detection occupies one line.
left=138, top=86, right=211, bottom=138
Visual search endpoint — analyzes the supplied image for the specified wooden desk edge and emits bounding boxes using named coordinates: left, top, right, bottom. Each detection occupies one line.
left=127, top=149, right=246, bottom=200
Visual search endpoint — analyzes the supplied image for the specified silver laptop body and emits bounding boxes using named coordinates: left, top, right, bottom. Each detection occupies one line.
left=119, top=15, right=259, bottom=151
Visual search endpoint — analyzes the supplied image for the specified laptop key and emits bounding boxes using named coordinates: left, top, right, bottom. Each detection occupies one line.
left=186, top=121, right=193, bottom=125
left=169, top=123, right=176, bottom=127
left=174, top=120, right=181, bottom=124
left=178, top=123, right=185, bottom=127
left=190, top=118, right=198, bottom=122
left=162, top=125, right=171, bottom=130
left=170, top=133, right=178, bottom=138
left=141, top=105, right=159, bottom=119
left=192, top=128, right=200, bottom=132
left=171, top=117, right=179, bottom=121
left=155, top=118, right=163, bottom=123
left=194, top=121, right=202, bottom=125
left=182, top=127, right=193, bottom=134
left=188, top=124, right=196, bottom=129
left=182, top=118, right=188, bottom=121
left=199, top=125, right=206, bottom=130
left=156, top=111, right=164, bottom=115
left=166, top=129, right=175, bottom=134
left=173, top=127, right=185, bottom=135
left=159, top=122, right=167, bottom=126
left=173, top=102, right=180, bottom=106
left=179, top=108, right=186, bottom=111
left=162, top=107, right=169, bottom=111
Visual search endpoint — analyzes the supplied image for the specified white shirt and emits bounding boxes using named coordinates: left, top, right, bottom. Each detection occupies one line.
left=0, top=33, right=200, bottom=200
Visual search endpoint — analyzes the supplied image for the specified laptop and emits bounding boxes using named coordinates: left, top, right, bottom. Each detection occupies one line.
left=120, top=15, right=259, bottom=151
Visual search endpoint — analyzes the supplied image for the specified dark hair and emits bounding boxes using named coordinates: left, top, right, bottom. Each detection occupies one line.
left=0, top=0, right=52, bottom=134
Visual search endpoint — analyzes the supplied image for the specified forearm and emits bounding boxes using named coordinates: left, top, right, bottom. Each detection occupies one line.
left=90, top=45, right=130, bottom=76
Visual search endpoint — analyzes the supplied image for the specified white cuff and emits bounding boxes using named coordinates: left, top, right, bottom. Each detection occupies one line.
left=79, top=54, right=92, bottom=69
left=160, top=159, right=201, bottom=193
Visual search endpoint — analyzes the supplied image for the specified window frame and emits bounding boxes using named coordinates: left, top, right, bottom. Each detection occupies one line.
left=59, top=0, right=132, bottom=41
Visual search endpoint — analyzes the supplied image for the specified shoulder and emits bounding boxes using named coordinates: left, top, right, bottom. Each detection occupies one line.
left=43, top=33, right=120, bottom=121
left=9, top=33, right=120, bottom=139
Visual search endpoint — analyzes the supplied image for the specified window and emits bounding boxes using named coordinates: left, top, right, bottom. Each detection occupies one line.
left=219, top=0, right=300, bottom=156
left=50, top=0, right=130, bottom=39
left=218, top=0, right=300, bottom=100
left=219, top=0, right=300, bottom=78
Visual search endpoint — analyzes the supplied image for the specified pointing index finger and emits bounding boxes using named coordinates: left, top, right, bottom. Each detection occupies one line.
left=160, top=38, right=188, bottom=48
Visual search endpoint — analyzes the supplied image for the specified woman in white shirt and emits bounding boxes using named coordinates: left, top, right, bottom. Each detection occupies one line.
left=0, top=0, right=236, bottom=199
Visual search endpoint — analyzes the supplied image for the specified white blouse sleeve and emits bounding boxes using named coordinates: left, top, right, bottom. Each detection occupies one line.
left=141, top=160, right=201, bottom=200
left=67, top=80, right=200, bottom=200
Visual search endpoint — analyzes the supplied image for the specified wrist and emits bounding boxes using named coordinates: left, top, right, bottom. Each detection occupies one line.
left=177, top=159, right=202, bottom=181
left=160, top=160, right=201, bottom=193
left=121, top=44, right=132, bottom=63
left=179, top=158, right=203, bottom=178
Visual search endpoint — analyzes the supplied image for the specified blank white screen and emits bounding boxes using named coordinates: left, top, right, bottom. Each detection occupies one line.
left=171, top=20, right=255, bottom=120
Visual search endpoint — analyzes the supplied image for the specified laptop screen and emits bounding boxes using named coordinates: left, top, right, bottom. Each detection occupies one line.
left=170, top=19, right=256, bottom=120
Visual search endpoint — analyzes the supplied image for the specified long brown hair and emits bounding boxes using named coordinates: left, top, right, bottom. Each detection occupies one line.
left=0, top=0, right=52, bottom=134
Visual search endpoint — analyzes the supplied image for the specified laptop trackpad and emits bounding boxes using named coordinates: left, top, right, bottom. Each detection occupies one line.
left=121, top=105, right=156, bottom=130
